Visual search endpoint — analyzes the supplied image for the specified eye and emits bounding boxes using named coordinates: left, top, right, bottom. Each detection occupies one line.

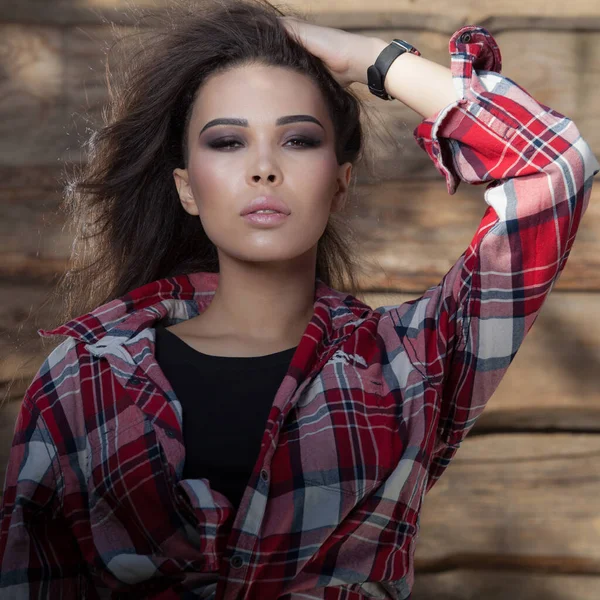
left=286, top=137, right=321, bottom=148
left=209, top=138, right=242, bottom=150
left=208, top=137, right=321, bottom=150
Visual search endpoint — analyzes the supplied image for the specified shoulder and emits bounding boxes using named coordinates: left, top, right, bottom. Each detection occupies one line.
left=26, top=336, right=85, bottom=406
left=23, top=337, right=97, bottom=457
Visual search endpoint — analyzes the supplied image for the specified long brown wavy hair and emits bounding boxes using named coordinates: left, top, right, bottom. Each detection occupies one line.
left=2, top=0, right=392, bottom=405
left=3, top=0, right=395, bottom=407
left=50, top=0, right=386, bottom=328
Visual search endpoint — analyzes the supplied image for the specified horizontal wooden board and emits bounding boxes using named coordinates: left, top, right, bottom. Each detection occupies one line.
left=412, top=570, right=600, bottom=599
left=3, top=174, right=598, bottom=291
left=0, top=186, right=71, bottom=261
left=350, top=179, right=600, bottom=292
left=360, top=291, right=600, bottom=433
left=1, top=283, right=599, bottom=433
left=414, top=433, right=600, bottom=567
left=1, top=24, right=599, bottom=182
left=1, top=1, right=600, bottom=28
left=0, top=282, right=64, bottom=402
left=353, top=28, right=600, bottom=184
left=0, top=24, right=69, bottom=167
left=0, top=399, right=19, bottom=492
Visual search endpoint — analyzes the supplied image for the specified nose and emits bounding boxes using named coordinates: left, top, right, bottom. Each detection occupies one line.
left=248, top=145, right=282, bottom=185
left=252, top=173, right=277, bottom=183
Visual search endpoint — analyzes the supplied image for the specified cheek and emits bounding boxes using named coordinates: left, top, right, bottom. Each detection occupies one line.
left=188, top=159, right=228, bottom=199
left=186, top=161, right=237, bottom=221
left=298, top=165, right=338, bottom=219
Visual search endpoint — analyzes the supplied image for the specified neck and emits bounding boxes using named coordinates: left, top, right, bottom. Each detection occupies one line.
left=199, top=250, right=318, bottom=343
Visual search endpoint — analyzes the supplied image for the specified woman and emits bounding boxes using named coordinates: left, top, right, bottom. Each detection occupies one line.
left=0, top=0, right=597, bottom=598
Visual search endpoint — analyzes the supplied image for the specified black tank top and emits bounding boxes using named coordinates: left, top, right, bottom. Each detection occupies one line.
left=154, top=322, right=297, bottom=511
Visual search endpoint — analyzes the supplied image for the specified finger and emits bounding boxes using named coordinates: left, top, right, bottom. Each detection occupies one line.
left=277, top=16, right=307, bottom=44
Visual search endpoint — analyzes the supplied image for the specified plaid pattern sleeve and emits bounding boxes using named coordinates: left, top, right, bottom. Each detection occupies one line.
left=386, top=25, right=600, bottom=487
left=0, top=340, right=97, bottom=597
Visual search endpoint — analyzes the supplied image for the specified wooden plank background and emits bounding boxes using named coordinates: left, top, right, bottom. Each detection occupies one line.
left=1, top=1, right=599, bottom=597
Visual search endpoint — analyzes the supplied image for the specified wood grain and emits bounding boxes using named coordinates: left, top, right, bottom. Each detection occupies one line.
left=0, top=24, right=68, bottom=166
left=0, top=400, right=19, bottom=493
left=414, top=433, right=600, bottom=567
left=1, top=5, right=599, bottom=597
left=1, top=1, right=600, bottom=28
left=2, top=286, right=599, bottom=428
left=3, top=173, right=597, bottom=291
left=0, top=282, right=61, bottom=403
left=412, top=570, right=600, bottom=599
left=1, top=24, right=599, bottom=182
left=360, top=291, right=600, bottom=433
left=350, top=179, right=600, bottom=292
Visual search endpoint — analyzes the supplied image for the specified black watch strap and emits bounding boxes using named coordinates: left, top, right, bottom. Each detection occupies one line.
left=367, top=39, right=421, bottom=101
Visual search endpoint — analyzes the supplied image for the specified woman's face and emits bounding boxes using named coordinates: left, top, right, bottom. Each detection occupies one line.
left=173, top=63, right=352, bottom=267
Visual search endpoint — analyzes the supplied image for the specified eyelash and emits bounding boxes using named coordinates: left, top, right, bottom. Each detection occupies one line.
left=209, top=137, right=320, bottom=150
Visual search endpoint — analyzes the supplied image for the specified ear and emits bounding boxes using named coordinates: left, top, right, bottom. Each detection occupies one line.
left=173, top=168, right=199, bottom=216
left=331, top=162, right=352, bottom=213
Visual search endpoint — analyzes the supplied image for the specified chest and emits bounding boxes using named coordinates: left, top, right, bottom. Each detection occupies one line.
left=75, top=337, right=437, bottom=594
left=164, top=324, right=299, bottom=358
left=88, top=338, right=429, bottom=502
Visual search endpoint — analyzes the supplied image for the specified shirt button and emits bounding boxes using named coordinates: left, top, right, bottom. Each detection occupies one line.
left=130, top=376, right=141, bottom=385
left=260, top=469, right=269, bottom=482
left=165, top=429, right=176, bottom=439
left=459, top=32, right=472, bottom=43
left=231, top=555, right=244, bottom=568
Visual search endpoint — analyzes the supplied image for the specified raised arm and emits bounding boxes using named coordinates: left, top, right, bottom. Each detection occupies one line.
left=373, top=26, right=600, bottom=486
left=279, top=20, right=600, bottom=488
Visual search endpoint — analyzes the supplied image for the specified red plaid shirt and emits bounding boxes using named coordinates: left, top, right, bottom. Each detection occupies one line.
left=1, top=25, right=598, bottom=600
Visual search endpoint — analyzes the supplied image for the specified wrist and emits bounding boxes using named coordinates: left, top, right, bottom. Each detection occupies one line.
left=350, top=37, right=388, bottom=86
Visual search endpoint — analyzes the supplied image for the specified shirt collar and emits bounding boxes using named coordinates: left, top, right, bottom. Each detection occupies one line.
left=37, top=271, right=373, bottom=353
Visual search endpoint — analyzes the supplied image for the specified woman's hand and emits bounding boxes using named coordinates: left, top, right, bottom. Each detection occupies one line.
left=277, top=16, right=385, bottom=88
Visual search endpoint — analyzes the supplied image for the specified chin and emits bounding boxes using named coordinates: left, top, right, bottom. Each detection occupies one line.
left=224, top=244, right=316, bottom=265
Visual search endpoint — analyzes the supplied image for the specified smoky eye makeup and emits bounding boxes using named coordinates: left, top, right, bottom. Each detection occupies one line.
left=199, top=121, right=326, bottom=147
left=203, top=133, right=323, bottom=150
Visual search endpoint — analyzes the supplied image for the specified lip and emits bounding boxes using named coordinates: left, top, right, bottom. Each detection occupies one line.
left=242, top=212, right=289, bottom=226
left=240, top=195, right=291, bottom=216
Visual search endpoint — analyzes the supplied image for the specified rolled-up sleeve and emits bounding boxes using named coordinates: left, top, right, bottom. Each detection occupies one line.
left=382, top=25, right=600, bottom=484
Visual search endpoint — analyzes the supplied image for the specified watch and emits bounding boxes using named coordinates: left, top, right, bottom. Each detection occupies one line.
left=367, top=39, right=421, bottom=100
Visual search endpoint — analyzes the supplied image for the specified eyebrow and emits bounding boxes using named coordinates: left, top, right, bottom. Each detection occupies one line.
left=199, top=114, right=325, bottom=134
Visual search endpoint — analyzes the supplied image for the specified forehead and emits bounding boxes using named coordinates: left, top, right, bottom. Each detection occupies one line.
left=189, top=64, right=330, bottom=131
